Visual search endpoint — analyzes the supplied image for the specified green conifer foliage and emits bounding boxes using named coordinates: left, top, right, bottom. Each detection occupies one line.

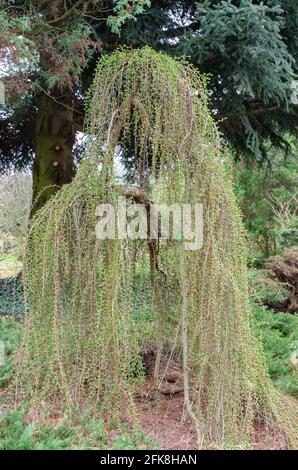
left=15, top=48, right=298, bottom=449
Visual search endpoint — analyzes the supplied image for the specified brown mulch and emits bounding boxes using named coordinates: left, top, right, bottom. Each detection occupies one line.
left=133, top=347, right=288, bottom=450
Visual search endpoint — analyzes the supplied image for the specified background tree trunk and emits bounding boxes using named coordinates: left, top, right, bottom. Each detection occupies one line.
left=31, top=89, right=75, bottom=216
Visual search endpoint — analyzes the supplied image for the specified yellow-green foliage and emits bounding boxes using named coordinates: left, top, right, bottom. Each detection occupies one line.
left=15, top=48, right=297, bottom=449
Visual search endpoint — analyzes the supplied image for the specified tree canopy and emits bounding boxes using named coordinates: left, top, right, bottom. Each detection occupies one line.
left=121, top=0, right=298, bottom=161
left=0, top=1, right=297, bottom=196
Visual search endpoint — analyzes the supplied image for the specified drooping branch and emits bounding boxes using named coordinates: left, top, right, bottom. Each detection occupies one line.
left=17, top=47, right=297, bottom=449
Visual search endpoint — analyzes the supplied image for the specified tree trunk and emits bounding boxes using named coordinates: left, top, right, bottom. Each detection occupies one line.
left=31, top=89, right=75, bottom=216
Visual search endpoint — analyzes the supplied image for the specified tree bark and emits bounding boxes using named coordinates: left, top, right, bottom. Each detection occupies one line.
left=31, top=89, right=75, bottom=216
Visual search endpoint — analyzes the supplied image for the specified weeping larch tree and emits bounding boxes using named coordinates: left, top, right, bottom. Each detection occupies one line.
left=14, top=48, right=298, bottom=449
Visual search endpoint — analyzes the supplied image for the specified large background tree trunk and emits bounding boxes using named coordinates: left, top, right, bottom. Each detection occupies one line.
left=31, top=89, right=75, bottom=216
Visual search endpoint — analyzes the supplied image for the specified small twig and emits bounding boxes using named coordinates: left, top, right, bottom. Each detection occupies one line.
left=37, top=85, right=84, bottom=115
